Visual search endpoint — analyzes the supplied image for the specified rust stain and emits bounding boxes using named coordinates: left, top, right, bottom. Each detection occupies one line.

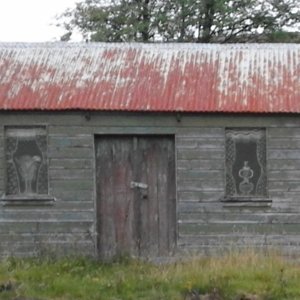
left=0, top=43, right=299, bottom=113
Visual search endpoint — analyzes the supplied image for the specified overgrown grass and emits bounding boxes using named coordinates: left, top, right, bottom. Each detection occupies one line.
left=0, top=250, right=300, bottom=299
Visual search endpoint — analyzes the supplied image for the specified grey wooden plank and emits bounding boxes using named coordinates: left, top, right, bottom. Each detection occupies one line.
left=176, top=244, right=267, bottom=253
left=52, top=201, right=94, bottom=210
left=222, top=202, right=272, bottom=208
left=268, top=128, right=300, bottom=138
left=268, top=138, right=300, bottom=149
left=178, top=212, right=300, bottom=224
left=178, top=191, right=224, bottom=202
left=177, top=180, right=224, bottom=192
left=178, top=201, right=222, bottom=213
left=177, top=237, right=300, bottom=251
left=1, top=200, right=95, bottom=209
left=176, top=159, right=224, bottom=170
left=52, top=190, right=94, bottom=202
left=177, top=149, right=224, bottom=160
left=140, top=137, right=159, bottom=256
left=176, top=140, right=199, bottom=148
left=270, top=191, right=300, bottom=201
left=0, top=111, right=180, bottom=127
left=167, top=139, right=177, bottom=254
left=176, top=128, right=224, bottom=137
left=177, top=170, right=223, bottom=181
left=179, top=223, right=300, bottom=235
left=0, top=210, right=94, bottom=222
left=50, top=125, right=176, bottom=136
left=48, top=147, right=94, bottom=159
left=268, top=159, right=300, bottom=170
left=49, top=169, right=93, bottom=180
left=48, top=136, right=93, bottom=148
left=176, top=245, right=300, bottom=258
left=157, top=137, right=176, bottom=256
left=0, top=241, right=95, bottom=256
left=270, top=199, right=300, bottom=212
left=178, top=234, right=269, bottom=247
left=178, top=201, right=283, bottom=214
left=177, top=235, right=300, bottom=250
left=49, top=158, right=93, bottom=169
left=51, top=179, right=94, bottom=190
left=176, top=138, right=224, bottom=148
left=0, top=111, right=277, bottom=126
left=269, top=170, right=300, bottom=181
left=0, top=221, right=93, bottom=234
left=96, top=136, right=137, bottom=259
left=0, top=233, right=94, bottom=243
left=269, top=181, right=300, bottom=192
left=177, top=136, right=224, bottom=143
left=84, top=113, right=177, bottom=127
left=2, top=112, right=300, bottom=129
left=268, top=149, right=300, bottom=160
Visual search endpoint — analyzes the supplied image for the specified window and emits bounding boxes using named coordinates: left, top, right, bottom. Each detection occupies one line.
left=5, top=127, right=48, bottom=196
left=225, top=128, right=267, bottom=199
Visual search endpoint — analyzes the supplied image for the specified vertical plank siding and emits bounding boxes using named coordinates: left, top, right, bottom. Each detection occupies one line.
left=0, top=112, right=300, bottom=257
left=95, top=136, right=176, bottom=259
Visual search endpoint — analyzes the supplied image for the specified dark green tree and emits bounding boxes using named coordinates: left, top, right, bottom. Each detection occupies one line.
left=58, top=0, right=159, bottom=42
left=57, top=0, right=300, bottom=42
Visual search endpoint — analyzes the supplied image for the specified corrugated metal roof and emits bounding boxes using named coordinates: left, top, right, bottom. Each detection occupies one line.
left=0, top=42, right=299, bottom=113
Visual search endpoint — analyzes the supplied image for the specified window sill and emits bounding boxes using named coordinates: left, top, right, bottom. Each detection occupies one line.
left=1, top=195, right=56, bottom=207
left=221, top=197, right=272, bottom=208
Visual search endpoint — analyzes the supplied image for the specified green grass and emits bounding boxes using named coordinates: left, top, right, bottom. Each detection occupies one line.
left=0, top=250, right=300, bottom=300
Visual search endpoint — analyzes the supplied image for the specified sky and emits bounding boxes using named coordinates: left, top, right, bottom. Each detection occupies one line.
left=0, top=0, right=80, bottom=42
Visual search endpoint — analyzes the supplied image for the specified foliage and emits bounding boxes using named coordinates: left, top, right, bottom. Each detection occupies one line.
left=1, top=251, right=300, bottom=299
left=57, top=0, right=300, bottom=42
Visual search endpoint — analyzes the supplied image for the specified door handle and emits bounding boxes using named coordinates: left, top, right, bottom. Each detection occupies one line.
left=130, top=181, right=148, bottom=189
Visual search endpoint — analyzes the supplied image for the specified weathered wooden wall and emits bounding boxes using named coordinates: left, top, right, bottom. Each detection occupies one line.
left=0, top=113, right=96, bottom=257
left=0, top=111, right=300, bottom=257
left=176, top=120, right=300, bottom=256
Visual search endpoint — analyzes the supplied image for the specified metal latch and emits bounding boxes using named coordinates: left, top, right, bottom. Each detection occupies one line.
left=130, top=181, right=148, bottom=189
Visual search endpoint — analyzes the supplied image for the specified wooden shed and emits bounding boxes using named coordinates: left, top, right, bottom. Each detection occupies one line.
left=0, top=43, right=300, bottom=258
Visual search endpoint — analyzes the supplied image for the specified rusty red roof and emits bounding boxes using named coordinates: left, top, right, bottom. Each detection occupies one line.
left=0, top=43, right=299, bottom=113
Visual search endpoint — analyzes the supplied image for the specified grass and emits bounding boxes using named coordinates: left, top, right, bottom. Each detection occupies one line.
left=0, top=250, right=300, bottom=300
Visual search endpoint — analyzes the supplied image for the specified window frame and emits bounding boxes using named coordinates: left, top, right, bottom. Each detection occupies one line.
left=223, top=127, right=270, bottom=202
left=1, top=125, right=54, bottom=206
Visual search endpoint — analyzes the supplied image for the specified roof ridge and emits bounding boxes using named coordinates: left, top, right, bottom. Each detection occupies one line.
left=1, top=42, right=300, bottom=50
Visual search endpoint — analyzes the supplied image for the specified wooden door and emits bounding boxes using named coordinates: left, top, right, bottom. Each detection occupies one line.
left=95, top=135, right=176, bottom=259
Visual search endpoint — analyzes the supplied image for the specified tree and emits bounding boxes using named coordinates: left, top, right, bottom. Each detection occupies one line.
left=57, top=0, right=300, bottom=42
left=58, top=0, right=159, bottom=42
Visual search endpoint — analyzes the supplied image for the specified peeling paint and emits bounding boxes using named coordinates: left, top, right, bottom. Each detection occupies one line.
left=0, top=42, right=299, bottom=112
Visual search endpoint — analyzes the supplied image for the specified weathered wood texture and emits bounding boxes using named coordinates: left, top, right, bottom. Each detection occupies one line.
left=95, top=136, right=176, bottom=259
left=176, top=126, right=300, bottom=256
left=0, top=119, right=96, bottom=257
left=0, top=111, right=300, bottom=257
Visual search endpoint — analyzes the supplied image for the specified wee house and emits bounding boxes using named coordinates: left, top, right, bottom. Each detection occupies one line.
left=0, top=43, right=300, bottom=258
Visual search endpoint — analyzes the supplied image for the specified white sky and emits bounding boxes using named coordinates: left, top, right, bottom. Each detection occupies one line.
left=0, top=0, right=80, bottom=42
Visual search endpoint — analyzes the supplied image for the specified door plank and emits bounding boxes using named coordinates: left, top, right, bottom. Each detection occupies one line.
left=96, top=137, right=136, bottom=259
left=158, top=139, right=171, bottom=255
left=167, top=139, right=177, bottom=253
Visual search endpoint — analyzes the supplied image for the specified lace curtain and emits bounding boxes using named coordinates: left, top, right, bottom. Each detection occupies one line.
left=225, top=129, right=267, bottom=198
